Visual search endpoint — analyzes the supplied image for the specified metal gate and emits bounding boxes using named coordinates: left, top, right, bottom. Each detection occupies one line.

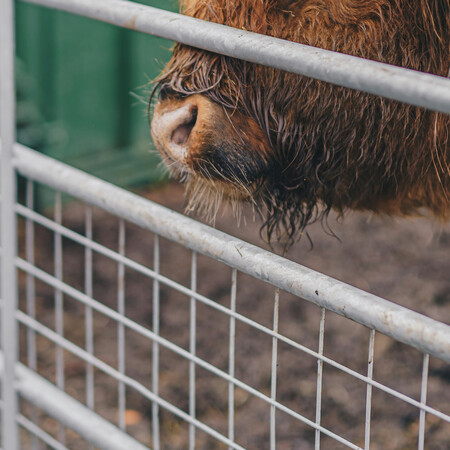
left=1, top=1, right=450, bottom=449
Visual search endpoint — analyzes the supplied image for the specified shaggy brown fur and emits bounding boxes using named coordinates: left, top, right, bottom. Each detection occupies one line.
left=151, top=0, right=450, bottom=245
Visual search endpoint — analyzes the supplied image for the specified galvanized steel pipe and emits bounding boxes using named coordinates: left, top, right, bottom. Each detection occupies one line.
left=13, top=144, right=450, bottom=363
left=0, top=356, right=149, bottom=450
left=0, top=0, right=20, bottom=448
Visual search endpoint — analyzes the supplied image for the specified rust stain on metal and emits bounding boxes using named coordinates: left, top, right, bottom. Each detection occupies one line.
left=118, top=276, right=125, bottom=292
left=124, top=15, right=138, bottom=30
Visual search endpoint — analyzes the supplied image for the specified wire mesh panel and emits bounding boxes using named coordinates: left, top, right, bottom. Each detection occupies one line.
left=5, top=146, right=450, bottom=449
left=1, top=0, right=450, bottom=449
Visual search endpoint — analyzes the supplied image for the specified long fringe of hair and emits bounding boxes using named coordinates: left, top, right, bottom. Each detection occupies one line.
left=149, top=0, right=450, bottom=247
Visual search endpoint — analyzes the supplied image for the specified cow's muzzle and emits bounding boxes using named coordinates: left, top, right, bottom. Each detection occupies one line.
left=151, top=89, right=272, bottom=184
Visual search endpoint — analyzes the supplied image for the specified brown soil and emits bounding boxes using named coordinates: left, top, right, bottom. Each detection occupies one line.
left=17, top=182, right=450, bottom=449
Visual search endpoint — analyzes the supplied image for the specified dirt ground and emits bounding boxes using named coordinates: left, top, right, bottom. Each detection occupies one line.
left=17, top=181, right=450, bottom=449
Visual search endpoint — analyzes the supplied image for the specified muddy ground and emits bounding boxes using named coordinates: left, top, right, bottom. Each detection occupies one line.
left=17, top=181, right=450, bottom=449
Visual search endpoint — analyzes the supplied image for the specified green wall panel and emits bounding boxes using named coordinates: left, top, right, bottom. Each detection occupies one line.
left=15, top=0, right=179, bottom=192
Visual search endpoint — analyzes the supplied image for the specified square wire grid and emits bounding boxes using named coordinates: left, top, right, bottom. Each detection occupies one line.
left=10, top=174, right=450, bottom=450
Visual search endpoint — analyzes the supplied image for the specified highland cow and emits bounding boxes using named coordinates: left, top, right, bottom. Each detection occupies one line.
left=151, top=0, right=450, bottom=245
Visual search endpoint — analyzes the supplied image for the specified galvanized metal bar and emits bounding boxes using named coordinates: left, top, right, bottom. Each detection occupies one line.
left=0, top=0, right=19, bottom=448
left=270, top=289, right=280, bottom=450
left=152, top=235, right=160, bottom=450
left=84, top=206, right=95, bottom=450
left=2, top=360, right=149, bottom=450
left=189, top=251, right=197, bottom=450
left=315, top=308, right=326, bottom=450
left=228, top=269, right=237, bottom=447
left=21, top=0, right=450, bottom=114
left=26, top=181, right=37, bottom=371
left=15, top=255, right=450, bottom=425
left=118, top=219, right=126, bottom=430
left=364, top=330, right=375, bottom=450
left=13, top=145, right=450, bottom=363
left=54, top=192, right=66, bottom=445
left=16, top=310, right=359, bottom=449
left=25, top=180, right=38, bottom=450
left=418, top=354, right=429, bottom=450
left=84, top=206, right=94, bottom=412
left=54, top=193, right=64, bottom=387
left=17, top=414, right=69, bottom=450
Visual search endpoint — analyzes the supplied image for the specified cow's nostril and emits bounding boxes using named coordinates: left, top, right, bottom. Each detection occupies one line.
left=171, top=106, right=197, bottom=146
left=151, top=96, right=213, bottom=164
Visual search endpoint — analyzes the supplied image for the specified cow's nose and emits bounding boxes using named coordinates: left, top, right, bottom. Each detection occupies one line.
left=151, top=100, right=199, bottom=164
left=171, top=104, right=198, bottom=146
left=151, top=94, right=272, bottom=184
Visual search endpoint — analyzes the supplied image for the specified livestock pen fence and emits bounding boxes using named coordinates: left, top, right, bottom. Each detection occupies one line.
left=1, top=0, right=450, bottom=449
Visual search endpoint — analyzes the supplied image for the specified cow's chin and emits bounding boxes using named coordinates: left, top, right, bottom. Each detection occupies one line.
left=164, top=158, right=262, bottom=224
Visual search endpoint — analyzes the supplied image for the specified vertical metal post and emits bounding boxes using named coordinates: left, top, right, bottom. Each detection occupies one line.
left=26, top=180, right=38, bottom=450
left=315, top=308, right=326, bottom=450
left=54, top=192, right=66, bottom=444
left=418, top=353, right=429, bottom=450
left=85, top=205, right=95, bottom=450
left=270, top=288, right=280, bottom=450
left=118, top=219, right=126, bottom=430
left=364, top=329, right=375, bottom=449
left=152, top=234, right=160, bottom=450
left=85, top=206, right=94, bottom=410
left=0, top=0, right=19, bottom=448
left=26, top=181, right=37, bottom=371
left=189, top=251, right=197, bottom=449
left=228, top=268, right=237, bottom=448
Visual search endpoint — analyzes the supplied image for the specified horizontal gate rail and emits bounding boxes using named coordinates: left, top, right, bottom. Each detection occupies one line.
left=21, top=0, right=450, bottom=114
left=13, top=144, right=450, bottom=363
left=0, top=356, right=149, bottom=450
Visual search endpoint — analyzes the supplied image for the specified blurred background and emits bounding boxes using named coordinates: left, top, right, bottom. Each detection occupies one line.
left=15, top=0, right=179, bottom=204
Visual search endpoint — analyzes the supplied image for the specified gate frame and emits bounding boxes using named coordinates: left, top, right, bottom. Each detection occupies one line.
left=1, top=1, right=450, bottom=449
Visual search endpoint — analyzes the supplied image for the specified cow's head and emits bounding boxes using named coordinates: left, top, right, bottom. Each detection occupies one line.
left=150, top=0, right=450, bottom=245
